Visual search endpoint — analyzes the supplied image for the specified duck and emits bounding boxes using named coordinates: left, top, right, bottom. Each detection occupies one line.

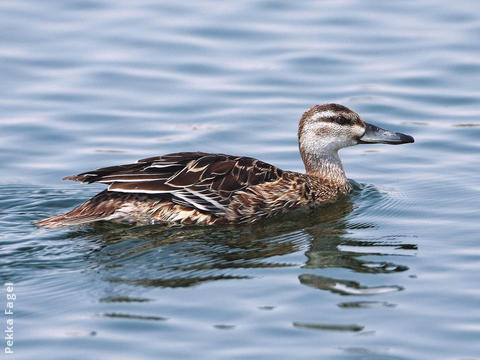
left=36, top=104, right=414, bottom=228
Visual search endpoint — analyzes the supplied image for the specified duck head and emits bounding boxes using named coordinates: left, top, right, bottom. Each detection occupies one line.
left=298, top=104, right=414, bottom=181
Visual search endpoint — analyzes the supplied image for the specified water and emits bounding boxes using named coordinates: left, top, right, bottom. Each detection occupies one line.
left=1, top=0, right=479, bottom=359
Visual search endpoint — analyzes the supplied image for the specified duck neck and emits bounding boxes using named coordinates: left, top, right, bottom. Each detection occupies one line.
left=300, top=148, right=348, bottom=186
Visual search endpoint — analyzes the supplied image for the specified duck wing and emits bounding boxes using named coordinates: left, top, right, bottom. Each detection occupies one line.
left=64, top=152, right=284, bottom=216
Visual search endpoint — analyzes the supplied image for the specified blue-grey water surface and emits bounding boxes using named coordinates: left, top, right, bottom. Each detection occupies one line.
left=1, top=1, right=480, bottom=359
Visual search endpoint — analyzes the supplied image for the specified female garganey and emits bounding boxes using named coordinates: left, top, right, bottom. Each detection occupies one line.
left=36, top=104, right=414, bottom=228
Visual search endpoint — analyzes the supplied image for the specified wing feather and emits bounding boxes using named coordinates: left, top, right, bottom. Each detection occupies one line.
left=64, top=152, right=284, bottom=216
left=108, top=181, right=177, bottom=193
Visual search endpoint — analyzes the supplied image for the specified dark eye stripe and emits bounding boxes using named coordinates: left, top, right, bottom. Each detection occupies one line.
left=321, top=114, right=364, bottom=127
left=335, top=115, right=351, bottom=126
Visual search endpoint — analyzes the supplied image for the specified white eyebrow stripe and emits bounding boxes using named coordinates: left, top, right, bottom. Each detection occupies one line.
left=310, top=110, right=336, bottom=121
left=301, top=120, right=340, bottom=135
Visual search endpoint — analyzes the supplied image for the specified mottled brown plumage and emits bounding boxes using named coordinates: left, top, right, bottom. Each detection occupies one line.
left=36, top=104, right=413, bottom=228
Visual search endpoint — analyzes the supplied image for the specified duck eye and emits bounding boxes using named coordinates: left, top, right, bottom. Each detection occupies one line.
left=335, top=115, right=350, bottom=126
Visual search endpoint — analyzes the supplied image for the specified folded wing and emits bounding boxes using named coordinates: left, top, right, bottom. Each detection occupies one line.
left=64, top=152, right=284, bottom=216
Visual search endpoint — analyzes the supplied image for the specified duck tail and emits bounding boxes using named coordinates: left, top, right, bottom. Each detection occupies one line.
left=35, top=190, right=117, bottom=228
left=34, top=212, right=107, bottom=228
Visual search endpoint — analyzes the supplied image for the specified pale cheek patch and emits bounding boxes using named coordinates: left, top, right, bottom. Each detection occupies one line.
left=302, top=121, right=342, bottom=138
left=350, top=125, right=366, bottom=138
left=301, top=122, right=341, bottom=152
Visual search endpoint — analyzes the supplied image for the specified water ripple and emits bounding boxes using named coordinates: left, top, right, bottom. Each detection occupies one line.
left=1, top=0, right=480, bottom=359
